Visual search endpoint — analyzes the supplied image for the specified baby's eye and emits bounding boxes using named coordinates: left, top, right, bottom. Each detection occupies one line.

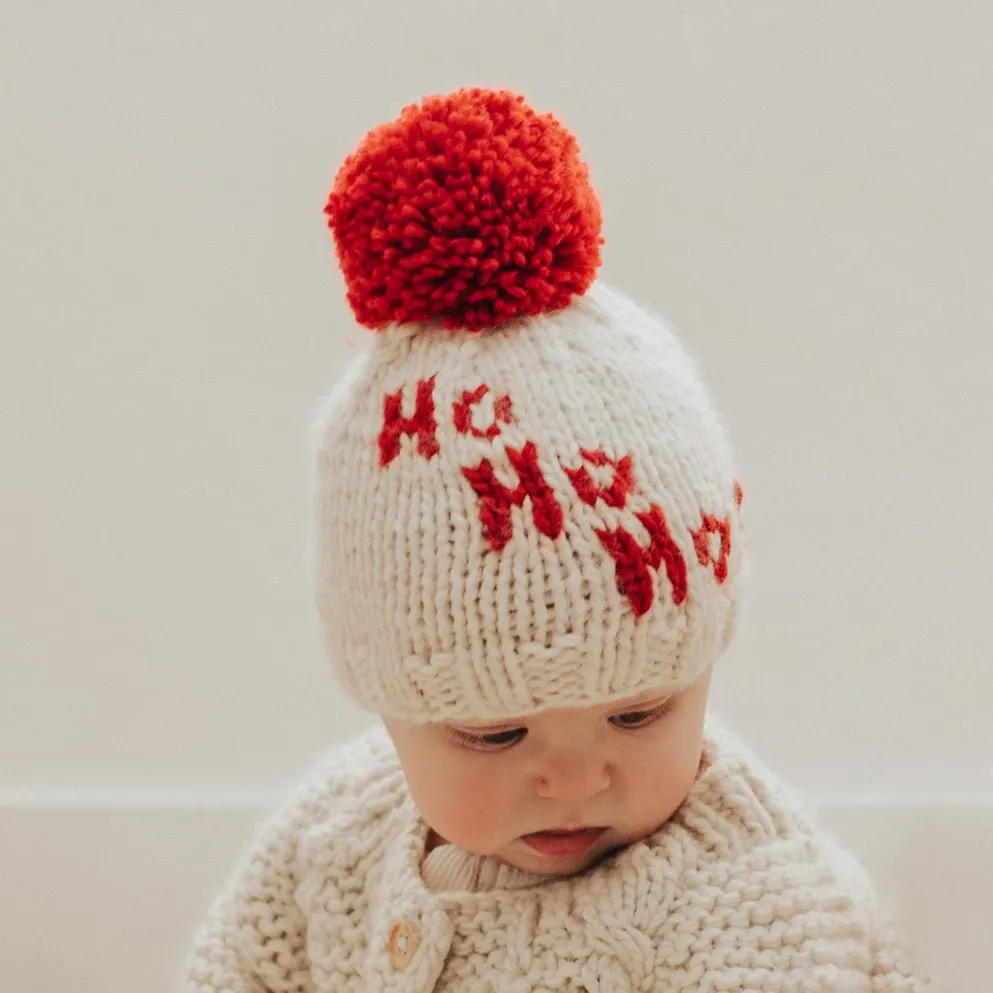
left=609, top=699, right=673, bottom=730
left=451, top=727, right=527, bottom=751
left=610, top=710, right=656, bottom=728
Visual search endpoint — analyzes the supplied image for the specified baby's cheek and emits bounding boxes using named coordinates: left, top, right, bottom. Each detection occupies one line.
left=423, top=764, right=518, bottom=852
left=630, top=747, right=700, bottom=829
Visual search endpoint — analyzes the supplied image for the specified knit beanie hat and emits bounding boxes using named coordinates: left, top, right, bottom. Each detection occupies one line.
left=312, top=87, right=744, bottom=725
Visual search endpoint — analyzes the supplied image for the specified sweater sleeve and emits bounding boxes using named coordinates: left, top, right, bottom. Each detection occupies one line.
left=182, top=839, right=314, bottom=993
left=183, top=897, right=272, bottom=993
left=181, top=799, right=318, bottom=993
left=180, top=735, right=371, bottom=993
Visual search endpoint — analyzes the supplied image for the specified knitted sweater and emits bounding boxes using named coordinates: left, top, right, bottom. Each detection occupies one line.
left=183, top=717, right=936, bottom=993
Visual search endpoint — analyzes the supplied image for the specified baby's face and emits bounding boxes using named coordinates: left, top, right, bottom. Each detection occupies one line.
left=383, top=666, right=712, bottom=877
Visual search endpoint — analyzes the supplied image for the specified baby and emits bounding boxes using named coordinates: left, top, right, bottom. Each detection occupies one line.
left=183, top=88, right=936, bottom=992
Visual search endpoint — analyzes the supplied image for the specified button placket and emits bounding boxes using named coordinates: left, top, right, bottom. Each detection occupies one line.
left=371, top=899, right=454, bottom=993
left=388, top=919, right=421, bottom=972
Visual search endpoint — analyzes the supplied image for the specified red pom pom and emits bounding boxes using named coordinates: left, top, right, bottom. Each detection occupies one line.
left=324, top=88, right=603, bottom=332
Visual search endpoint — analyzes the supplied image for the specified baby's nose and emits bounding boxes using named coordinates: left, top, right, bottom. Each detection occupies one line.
left=534, top=752, right=611, bottom=802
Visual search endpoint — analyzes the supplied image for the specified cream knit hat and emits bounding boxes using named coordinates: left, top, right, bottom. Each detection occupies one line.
left=312, top=88, right=744, bottom=724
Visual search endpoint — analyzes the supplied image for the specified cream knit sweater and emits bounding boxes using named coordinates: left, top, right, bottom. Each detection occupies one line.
left=183, top=717, right=936, bottom=992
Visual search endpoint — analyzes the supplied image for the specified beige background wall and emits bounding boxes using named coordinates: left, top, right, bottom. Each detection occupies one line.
left=2, top=3, right=990, bottom=991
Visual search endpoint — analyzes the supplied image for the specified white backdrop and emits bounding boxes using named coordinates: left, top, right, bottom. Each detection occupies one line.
left=1, top=3, right=990, bottom=991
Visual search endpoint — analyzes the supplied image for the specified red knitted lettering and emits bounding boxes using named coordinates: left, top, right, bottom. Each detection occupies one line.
left=564, top=448, right=636, bottom=509
left=379, top=378, right=440, bottom=467
left=494, top=394, right=513, bottom=424
left=594, top=504, right=688, bottom=617
left=452, top=385, right=514, bottom=440
left=462, top=441, right=564, bottom=551
left=734, top=480, right=744, bottom=508
left=691, top=514, right=732, bottom=584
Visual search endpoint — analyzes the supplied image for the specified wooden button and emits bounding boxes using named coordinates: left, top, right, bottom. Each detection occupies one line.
left=387, top=919, right=421, bottom=971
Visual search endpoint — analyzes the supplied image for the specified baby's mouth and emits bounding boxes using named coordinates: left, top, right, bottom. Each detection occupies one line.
left=520, top=827, right=606, bottom=858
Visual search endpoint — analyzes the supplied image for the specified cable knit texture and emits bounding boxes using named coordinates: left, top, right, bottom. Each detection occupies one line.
left=182, top=718, right=936, bottom=993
